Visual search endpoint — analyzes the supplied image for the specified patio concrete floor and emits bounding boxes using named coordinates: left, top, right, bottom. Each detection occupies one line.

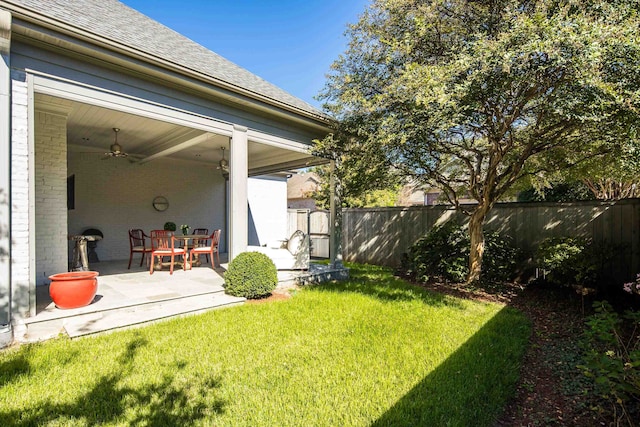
left=15, top=255, right=348, bottom=344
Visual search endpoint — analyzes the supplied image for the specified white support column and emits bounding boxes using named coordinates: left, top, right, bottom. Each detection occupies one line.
left=228, top=125, right=248, bottom=262
left=0, top=10, right=11, bottom=347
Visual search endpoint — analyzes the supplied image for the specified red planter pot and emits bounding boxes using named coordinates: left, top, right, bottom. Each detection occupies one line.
left=48, top=271, right=99, bottom=309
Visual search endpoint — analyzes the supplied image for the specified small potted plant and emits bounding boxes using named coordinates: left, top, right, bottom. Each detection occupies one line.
left=163, top=221, right=176, bottom=232
left=180, top=224, right=190, bottom=235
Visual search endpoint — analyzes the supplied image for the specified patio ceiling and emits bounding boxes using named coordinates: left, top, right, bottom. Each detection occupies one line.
left=40, top=94, right=325, bottom=175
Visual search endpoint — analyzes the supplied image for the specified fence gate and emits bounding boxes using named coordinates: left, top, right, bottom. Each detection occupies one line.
left=287, top=209, right=330, bottom=258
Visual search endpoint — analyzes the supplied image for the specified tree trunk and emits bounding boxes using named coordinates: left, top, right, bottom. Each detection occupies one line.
left=467, top=205, right=490, bottom=284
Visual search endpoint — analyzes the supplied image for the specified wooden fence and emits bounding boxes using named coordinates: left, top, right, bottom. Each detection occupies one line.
left=341, top=199, right=640, bottom=283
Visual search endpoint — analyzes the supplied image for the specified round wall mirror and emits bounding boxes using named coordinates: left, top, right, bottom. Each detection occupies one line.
left=152, top=196, right=169, bottom=212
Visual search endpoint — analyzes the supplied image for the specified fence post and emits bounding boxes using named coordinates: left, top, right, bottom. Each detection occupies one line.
left=329, top=159, right=343, bottom=268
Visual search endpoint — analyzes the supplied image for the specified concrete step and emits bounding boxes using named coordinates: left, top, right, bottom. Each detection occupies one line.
left=18, top=291, right=245, bottom=342
left=64, top=292, right=245, bottom=338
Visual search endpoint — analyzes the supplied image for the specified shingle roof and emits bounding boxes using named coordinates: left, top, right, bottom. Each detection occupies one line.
left=5, top=0, right=322, bottom=116
left=287, top=172, right=320, bottom=199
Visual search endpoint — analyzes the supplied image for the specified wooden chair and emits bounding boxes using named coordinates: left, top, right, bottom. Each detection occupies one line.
left=149, top=230, right=186, bottom=275
left=188, top=229, right=221, bottom=269
left=128, top=229, right=152, bottom=269
left=191, top=228, right=210, bottom=262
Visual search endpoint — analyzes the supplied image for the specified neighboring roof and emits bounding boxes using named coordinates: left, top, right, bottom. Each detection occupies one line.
left=3, top=0, right=323, bottom=117
left=287, top=172, right=320, bottom=199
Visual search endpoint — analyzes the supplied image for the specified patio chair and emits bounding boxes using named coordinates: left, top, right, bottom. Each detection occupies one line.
left=191, top=227, right=210, bottom=262
left=128, top=229, right=152, bottom=269
left=188, top=229, right=221, bottom=269
left=149, top=230, right=187, bottom=275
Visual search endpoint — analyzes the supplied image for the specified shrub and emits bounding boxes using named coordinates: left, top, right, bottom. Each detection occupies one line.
left=224, top=252, right=278, bottom=299
left=405, top=222, right=468, bottom=283
left=163, top=222, right=176, bottom=231
left=535, top=237, right=620, bottom=291
left=405, top=222, right=520, bottom=283
left=579, top=301, right=640, bottom=424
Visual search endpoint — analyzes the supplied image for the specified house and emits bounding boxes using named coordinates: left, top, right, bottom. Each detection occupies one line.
left=398, top=182, right=478, bottom=206
left=0, top=0, right=343, bottom=347
left=287, top=171, right=321, bottom=210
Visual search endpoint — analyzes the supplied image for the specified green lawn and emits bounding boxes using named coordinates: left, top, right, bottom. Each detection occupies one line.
left=0, top=264, right=530, bottom=426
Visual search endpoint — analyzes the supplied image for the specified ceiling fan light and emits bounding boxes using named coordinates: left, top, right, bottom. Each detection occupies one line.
left=218, top=147, right=229, bottom=173
left=110, top=143, right=123, bottom=154
left=105, top=128, right=129, bottom=157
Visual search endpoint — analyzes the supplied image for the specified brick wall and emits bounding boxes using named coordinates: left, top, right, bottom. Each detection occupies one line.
left=34, top=108, right=68, bottom=285
left=10, top=74, right=30, bottom=314
left=67, top=152, right=227, bottom=262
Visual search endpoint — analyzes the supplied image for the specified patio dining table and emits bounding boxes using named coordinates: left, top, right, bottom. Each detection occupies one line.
left=173, top=234, right=210, bottom=268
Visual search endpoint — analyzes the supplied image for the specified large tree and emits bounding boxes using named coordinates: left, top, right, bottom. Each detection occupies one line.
left=316, top=0, right=640, bottom=282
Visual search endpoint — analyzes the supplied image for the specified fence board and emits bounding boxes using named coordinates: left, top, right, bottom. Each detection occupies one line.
left=341, top=199, right=640, bottom=283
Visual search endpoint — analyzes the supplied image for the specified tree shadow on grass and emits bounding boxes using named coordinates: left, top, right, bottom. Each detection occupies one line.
left=371, top=305, right=531, bottom=427
left=0, top=333, right=226, bottom=426
left=0, top=347, right=32, bottom=386
left=311, top=263, right=466, bottom=309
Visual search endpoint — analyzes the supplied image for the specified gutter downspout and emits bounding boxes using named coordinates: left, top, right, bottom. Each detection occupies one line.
left=0, top=9, right=12, bottom=348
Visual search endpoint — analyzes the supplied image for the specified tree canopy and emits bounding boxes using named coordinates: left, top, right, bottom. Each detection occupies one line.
left=316, top=0, right=640, bottom=282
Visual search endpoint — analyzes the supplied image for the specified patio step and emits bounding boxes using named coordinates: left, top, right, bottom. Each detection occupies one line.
left=19, top=291, right=245, bottom=342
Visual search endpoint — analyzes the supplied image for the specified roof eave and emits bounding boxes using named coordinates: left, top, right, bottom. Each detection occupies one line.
left=3, top=2, right=331, bottom=129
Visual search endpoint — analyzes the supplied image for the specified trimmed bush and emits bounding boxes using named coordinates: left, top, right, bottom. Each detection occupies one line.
left=535, top=237, right=621, bottom=291
left=224, top=252, right=278, bottom=299
left=404, top=222, right=520, bottom=283
left=406, top=222, right=469, bottom=283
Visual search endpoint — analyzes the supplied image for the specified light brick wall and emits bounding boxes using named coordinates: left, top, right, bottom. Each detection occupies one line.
left=34, top=109, right=68, bottom=285
left=10, top=74, right=31, bottom=315
left=67, top=153, right=227, bottom=262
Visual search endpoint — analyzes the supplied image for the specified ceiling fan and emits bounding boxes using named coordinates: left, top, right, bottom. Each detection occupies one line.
left=217, top=146, right=229, bottom=174
left=104, top=128, right=128, bottom=158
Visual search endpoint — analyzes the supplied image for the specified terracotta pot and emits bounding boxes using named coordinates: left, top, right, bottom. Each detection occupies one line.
left=48, top=271, right=99, bottom=309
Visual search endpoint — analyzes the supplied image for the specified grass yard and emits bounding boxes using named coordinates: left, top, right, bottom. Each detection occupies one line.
left=0, top=264, right=530, bottom=426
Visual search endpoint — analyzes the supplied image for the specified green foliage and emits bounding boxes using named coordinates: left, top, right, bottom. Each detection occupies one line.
left=579, top=301, right=640, bottom=424
left=535, top=237, right=620, bottom=290
left=405, top=222, right=520, bottom=283
left=163, top=222, right=176, bottom=231
left=316, top=0, right=640, bottom=281
left=517, top=182, right=595, bottom=202
left=406, top=222, right=469, bottom=282
left=536, top=237, right=590, bottom=285
left=223, top=252, right=277, bottom=299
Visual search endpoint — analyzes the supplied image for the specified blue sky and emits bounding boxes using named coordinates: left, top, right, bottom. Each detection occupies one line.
left=121, top=0, right=370, bottom=109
